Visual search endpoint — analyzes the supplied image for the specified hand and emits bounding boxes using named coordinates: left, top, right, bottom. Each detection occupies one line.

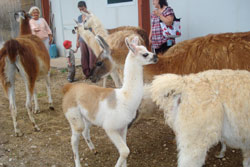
left=68, top=63, right=72, bottom=67
left=76, top=41, right=80, bottom=48
left=49, top=36, right=53, bottom=45
left=74, top=48, right=79, bottom=53
left=153, top=9, right=161, bottom=17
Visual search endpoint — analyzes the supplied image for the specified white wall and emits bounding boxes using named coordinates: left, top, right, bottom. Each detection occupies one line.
left=50, top=0, right=138, bottom=58
left=150, top=0, right=250, bottom=43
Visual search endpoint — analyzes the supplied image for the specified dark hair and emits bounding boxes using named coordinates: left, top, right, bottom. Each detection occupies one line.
left=78, top=1, right=87, bottom=8
left=159, top=0, right=168, bottom=8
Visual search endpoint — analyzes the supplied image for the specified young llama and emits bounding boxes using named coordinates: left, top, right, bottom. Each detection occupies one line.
left=149, top=69, right=250, bottom=167
left=0, top=11, right=54, bottom=136
left=62, top=36, right=158, bottom=167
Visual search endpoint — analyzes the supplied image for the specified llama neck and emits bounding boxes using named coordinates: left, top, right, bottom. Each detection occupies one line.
left=19, top=18, right=32, bottom=35
left=94, top=26, right=108, bottom=39
left=92, top=17, right=108, bottom=39
left=121, top=53, right=144, bottom=99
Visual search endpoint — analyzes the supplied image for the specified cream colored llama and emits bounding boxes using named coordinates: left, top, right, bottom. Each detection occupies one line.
left=81, top=11, right=146, bottom=49
left=149, top=69, right=250, bottom=167
left=62, top=36, right=158, bottom=167
left=0, top=11, right=54, bottom=136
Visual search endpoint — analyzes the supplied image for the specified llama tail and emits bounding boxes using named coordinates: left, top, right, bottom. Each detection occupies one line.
left=150, top=74, right=184, bottom=108
left=62, top=83, right=73, bottom=95
left=3, top=39, right=20, bottom=63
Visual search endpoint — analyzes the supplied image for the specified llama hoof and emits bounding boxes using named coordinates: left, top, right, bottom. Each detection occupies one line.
left=93, top=150, right=98, bottom=155
left=34, top=126, right=40, bottom=132
left=215, top=153, right=225, bottom=159
left=34, top=109, right=40, bottom=114
left=49, top=106, right=55, bottom=110
left=15, top=129, right=24, bottom=137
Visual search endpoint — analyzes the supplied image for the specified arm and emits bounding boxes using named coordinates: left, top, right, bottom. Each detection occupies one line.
left=76, top=33, right=80, bottom=48
left=160, top=14, right=174, bottom=26
left=42, top=18, right=53, bottom=44
left=153, top=9, right=174, bottom=26
left=73, top=47, right=79, bottom=53
left=67, top=57, right=72, bottom=67
left=149, top=27, right=152, bottom=45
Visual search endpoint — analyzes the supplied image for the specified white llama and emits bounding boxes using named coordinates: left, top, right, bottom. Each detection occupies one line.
left=62, top=36, right=158, bottom=167
left=149, top=69, right=250, bottom=167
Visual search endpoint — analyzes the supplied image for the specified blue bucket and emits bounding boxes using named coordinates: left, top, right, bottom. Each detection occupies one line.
left=49, top=44, right=58, bottom=58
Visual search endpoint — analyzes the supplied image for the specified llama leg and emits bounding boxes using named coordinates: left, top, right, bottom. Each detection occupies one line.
left=177, top=143, right=208, bottom=167
left=5, top=63, right=22, bottom=136
left=8, top=85, right=23, bottom=136
left=215, top=141, right=226, bottom=158
left=243, top=149, right=250, bottom=167
left=45, top=73, right=54, bottom=110
left=82, top=118, right=95, bottom=151
left=24, top=83, right=40, bottom=132
left=105, top=129, right=129, bottom=167
left=119, top=127, right=128, bottom=167
left=102, top=77, right=107, bottom=88
left=71, top=129, right=82, bottom=167
left=33, top=88, right=40, bottom=113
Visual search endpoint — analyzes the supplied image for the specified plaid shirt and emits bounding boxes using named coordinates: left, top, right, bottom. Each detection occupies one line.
left=151, top=7, right=174, bottom=49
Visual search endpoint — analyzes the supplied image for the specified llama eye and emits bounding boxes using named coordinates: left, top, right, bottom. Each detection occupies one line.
left=142, top=53, right=148, bottom=57
left=96, top=62, right=102, bottom=66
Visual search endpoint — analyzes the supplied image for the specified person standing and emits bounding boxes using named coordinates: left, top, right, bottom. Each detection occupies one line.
left=76, top=1, right=96, bottom=79
left=29, top=6, right=53, bottom=51
left=63, top=40, right=78, bottom=83
left=149, top=0, right=175, bottom=54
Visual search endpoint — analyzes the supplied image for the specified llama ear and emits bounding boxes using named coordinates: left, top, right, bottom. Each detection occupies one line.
left=81, top=11, right=89, bottom=17
left=73, top=19, right=79, bottom=24
left=95, top=35, right=111, bottom=55
left=125, top=37, right=136, bottom=54
left=131, top=36, right=139, bottom=46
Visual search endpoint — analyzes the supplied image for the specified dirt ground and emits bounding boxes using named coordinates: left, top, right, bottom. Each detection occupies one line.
left=0, top=67, right=244, bottom=167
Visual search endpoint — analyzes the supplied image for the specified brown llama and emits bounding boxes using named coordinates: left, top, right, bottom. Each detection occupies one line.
left=90, top=31, right=250, bottom=83
left=0, top=10, right=54, bottom=136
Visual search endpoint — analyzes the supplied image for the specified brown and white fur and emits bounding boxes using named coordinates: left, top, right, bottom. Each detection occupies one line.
left=0, top=11, right=53, bottom=136
left=149, top=69, right=250, bottom=167
left=62, top=36, right=158, bottom=167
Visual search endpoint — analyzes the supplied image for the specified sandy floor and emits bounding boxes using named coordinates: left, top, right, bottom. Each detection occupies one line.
left=0, top=67, right=243, bottom=167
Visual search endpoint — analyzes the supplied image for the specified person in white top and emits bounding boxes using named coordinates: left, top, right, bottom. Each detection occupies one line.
left=29, top=6, right=53, bottom=51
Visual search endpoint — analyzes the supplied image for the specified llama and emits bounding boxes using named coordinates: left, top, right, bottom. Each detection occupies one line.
left=0, top=11, right=54, bottom=136
left=74, top=20, right=146, bottom=88
left=89, top=31, right=250, bottom=159
left=149, top=69, right=250, bottom=167
left=62, top=36, right=158, bottom=167
left=73, top=22, right=122, bottom=88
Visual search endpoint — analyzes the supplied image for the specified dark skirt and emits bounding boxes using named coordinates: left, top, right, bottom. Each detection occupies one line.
left=80, top=41, right=96, bottom=78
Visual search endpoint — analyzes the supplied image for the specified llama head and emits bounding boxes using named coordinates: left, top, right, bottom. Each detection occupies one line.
left=90, top=35, right=114, bottom=83
left=72, top=19, right=87, bottom=36
left=125, top=36, right=158, bottom=66
left=14, top=10, right=31, bottom=22
left=81, top=11, right=94, bottom=29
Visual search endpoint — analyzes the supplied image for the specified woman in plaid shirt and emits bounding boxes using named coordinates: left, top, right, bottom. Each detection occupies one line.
left=149, top=0, right=175, bottom=54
